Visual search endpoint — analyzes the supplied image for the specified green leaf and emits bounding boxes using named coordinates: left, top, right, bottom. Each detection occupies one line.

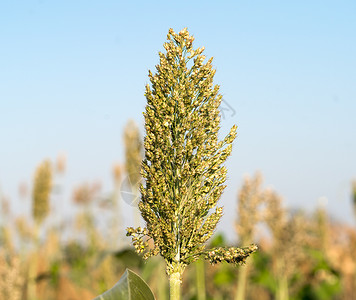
left=93, top=268, right=155, bottom=300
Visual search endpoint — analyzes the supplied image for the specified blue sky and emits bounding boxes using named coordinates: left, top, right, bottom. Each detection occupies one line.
left=1, top=1, right=355, bottom=240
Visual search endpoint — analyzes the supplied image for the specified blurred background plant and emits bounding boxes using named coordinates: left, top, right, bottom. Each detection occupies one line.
left=123, top=119, right=143, bottom=228
left=352, top=180, right=356, bottom=220
left=32, top=160, right=52, bottom=227
left=234, top=172, right=265, bottom=300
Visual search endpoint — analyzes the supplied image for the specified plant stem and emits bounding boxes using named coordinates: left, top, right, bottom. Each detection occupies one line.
left=169, top=271, right=181, bottom=300
left=196, top=259, right=206, bottom=300
left=235, top=264, right=248, bottom=300
left=28, top=223, right=39, bottom=300
left=277, top=274, right=289, bottom=300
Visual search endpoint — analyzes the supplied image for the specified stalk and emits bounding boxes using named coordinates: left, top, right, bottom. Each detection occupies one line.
left=28, top=223, right=39, bottom=300
left=196, top=259, right=206, bottom=300
left=169, top=271, right=181, bottom=300
left=277, top=274, right=289, bottom=300
left=235, top=264, right=248, bottom=300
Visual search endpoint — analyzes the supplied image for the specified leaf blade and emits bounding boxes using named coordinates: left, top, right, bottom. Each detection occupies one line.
left=93, top=269, right=155, bottom=300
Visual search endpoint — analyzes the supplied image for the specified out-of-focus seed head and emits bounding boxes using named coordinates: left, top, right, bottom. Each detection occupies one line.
left=32, top=160, right=52, bottom=225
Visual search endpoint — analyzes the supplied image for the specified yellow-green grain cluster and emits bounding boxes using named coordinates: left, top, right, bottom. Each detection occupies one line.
left=127, top=28, right=257, bottom=279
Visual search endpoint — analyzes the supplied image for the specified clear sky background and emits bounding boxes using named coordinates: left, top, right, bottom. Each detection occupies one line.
left=1, top=1, right=355, bottom=241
